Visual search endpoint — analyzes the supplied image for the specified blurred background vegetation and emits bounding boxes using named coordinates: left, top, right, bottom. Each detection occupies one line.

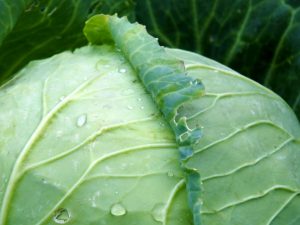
left=0, top=0, right=299, bottom=117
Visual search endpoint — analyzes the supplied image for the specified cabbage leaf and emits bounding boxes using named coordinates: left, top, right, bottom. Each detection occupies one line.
left=0, top=13, right=300, bottom=225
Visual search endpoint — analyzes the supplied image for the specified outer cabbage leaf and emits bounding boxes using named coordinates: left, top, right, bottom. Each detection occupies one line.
left=169, top=48, right=300, bottom=225
left=135, top=0, right=300, bottom=117
left=0, top=45, right=192, bottom=225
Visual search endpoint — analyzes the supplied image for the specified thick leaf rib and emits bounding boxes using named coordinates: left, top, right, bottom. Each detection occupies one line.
left=84, top=14, right=205, bottom=225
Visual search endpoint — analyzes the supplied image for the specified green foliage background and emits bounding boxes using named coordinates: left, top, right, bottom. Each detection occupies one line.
left=0, top=0, right=299, bottom=117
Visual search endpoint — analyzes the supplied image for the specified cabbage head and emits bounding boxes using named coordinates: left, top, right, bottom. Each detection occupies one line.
left=0, top=14, right=300, bottom=225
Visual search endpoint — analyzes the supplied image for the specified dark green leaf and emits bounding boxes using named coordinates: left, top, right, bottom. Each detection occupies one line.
left=0, top=0, right=135, bottom=85
left=0, top=0, right=32, bottom=45
left=135, top=0, right=300, bottom=117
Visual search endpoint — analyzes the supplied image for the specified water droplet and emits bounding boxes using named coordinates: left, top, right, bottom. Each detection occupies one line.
left=167, top=171, right=174, bottom=177
left=159, top=122, right=166, bottom=127
left=137, top=98, right=142, bottom=102
left=119, top=68, right=127, bottom=73
left=190, top=79, right=202, bottom=87
left=56, top=130, right=63, bottom=137
left=122, top=88, right=134, bottom=95
left=140, top=106, right=144, bottom=110
left=96, top=59, right=111, bottom=70
left=91, top=191, right=101, bottom=208
left=42, top=178, right=48, bottom=184
left=53, top=208, right=70, bottom=224
left=127, top=105, right=133, bottom=110
left=110, top=203, right=126, bottom=216
left=59, top=96, right=65, bottom=101
left=76, top=114, right=87, bottom=127
left=151, top=203, right=165, bottom=222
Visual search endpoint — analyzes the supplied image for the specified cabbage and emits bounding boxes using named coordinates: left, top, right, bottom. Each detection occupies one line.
left=0, top=14, right=299, bottom=225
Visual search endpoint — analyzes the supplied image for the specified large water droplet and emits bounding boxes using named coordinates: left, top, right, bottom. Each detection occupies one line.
left=118, top=68, right=127, bottom=73
left=76, top=114, right=87, bottom=127
left=53, top=208, right=70, bottom=224
left=96, top=59, right=111, bottom=70
left=110, top=203, right=126, bottom=216
left=151, top=203, right=165, bottom=222
left=127, top=105, right=133, bottom=110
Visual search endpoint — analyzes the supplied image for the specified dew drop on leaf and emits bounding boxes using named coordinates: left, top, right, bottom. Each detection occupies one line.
left=190, top=79, right=201, bottom=86
left=122, top=88, right=134, bottom=95
left=167, top=171, right=174, bottom=177
left=159, top=122, right=166, bottom=127
left=110, top=203, right=126, bottom=216
left=76, top=114, right=87, bottom=127
left=53, top=208, right=70, bottom=224
left=151, top=203, right=165, bottom=222
left=118, top=68, right=127, bottom=73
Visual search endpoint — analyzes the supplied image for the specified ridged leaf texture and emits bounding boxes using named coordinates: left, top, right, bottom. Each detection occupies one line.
left=0, top=14, right=300, bottom=225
